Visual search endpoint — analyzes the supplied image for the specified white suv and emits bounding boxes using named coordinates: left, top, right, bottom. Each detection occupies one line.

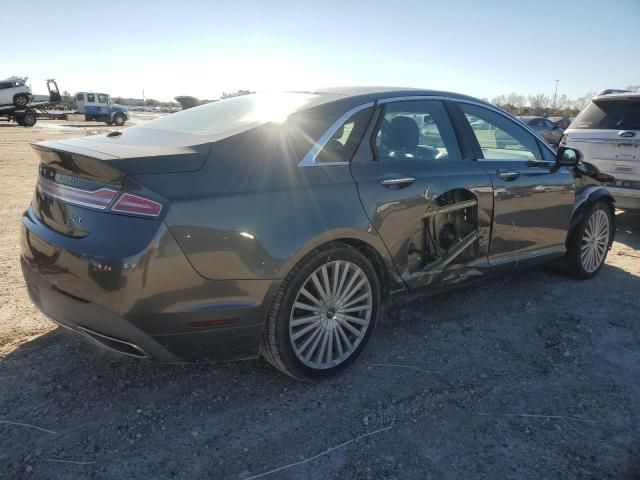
left=563, top=90, right=640, bottom=210
left=0, top=76, right=31, bottom=107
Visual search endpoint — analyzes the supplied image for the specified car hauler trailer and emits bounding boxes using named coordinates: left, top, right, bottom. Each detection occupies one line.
left=0, top=79, right=62, bottom=127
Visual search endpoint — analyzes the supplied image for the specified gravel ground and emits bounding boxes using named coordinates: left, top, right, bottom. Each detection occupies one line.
left=1, top=120, right=639, bottom=480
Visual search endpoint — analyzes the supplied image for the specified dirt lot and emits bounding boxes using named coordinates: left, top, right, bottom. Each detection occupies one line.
left=1, top=120, right=639, bottom=480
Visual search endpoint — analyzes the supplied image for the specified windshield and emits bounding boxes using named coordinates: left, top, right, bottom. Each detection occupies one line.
left=135, top=92, right=319, bottom=136
left=572, top=98, right=640, bottom=130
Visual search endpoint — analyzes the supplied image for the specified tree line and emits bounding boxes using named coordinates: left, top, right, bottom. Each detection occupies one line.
left=488, top=84, right=639, bottom=117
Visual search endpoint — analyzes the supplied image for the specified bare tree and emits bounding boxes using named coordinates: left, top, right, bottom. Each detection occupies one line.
left=491, top=95, right=507, bottom=107
left=625, top=85, right=640, bottom=92
left=527, top=93, right=550, bottom=110
left=574, top=91, right=596, bottom=111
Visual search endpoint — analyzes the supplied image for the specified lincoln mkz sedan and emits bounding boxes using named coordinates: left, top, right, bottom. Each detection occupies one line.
left=21, top=87, right=616, bottom=379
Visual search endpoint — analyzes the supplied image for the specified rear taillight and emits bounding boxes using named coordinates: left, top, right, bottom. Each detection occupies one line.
left=110, top=193, right=162, bottom=217
left=37, top=176, right=117, bottom=210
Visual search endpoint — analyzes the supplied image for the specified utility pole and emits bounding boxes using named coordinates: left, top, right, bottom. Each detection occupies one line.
left=142, top=89, right=145, bottom=105
left=552, top=80, right=559, bottom=112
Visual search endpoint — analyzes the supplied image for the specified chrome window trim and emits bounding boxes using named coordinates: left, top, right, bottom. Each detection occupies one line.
left=299, top=95, right=555, bottom=167
left=379, top=95, right=555, bottom=161
left=298, top=101, right=375, bottom=167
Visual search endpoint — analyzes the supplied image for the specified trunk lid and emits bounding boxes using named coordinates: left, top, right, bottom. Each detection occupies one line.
left=31, top=129, right=207, bottom=237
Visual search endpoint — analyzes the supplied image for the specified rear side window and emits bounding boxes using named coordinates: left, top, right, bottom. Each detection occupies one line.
left=315, top=107, right=373, bottom=163
left=572, top=99, right=640, bottom=130
left=87, top=93, right=95, bottom=102
left=0, top=83, right=10, bottom=90
left=373, top=100, right=461, bottom=162
left=460, top=103, right=541, bottom=160
left=76, top=93, right=84, bottom=101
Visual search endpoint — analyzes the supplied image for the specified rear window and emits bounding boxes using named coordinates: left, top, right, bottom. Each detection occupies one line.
left=135, top=92, right=319, bottom=136
left=572, top=99, right=640, bottom=130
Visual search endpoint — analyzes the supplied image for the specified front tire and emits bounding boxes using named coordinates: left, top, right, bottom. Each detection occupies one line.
left=13, top=93, right=29, bottom=107
left=262, top=244, right=381, bottom=379
left=566, top=202, right=612, bottom=279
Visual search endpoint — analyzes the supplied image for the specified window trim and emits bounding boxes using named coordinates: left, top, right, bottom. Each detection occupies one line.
left=299, top=96, right=556, bottom=167
left=298, top=102, right=375, bottom=167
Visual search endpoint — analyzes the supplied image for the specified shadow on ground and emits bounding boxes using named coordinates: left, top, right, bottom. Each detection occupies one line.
left=1, top=259, right=639, bottom=479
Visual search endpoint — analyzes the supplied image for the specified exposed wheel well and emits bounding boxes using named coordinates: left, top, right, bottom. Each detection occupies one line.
left=328, top=239, right=391, bottom=296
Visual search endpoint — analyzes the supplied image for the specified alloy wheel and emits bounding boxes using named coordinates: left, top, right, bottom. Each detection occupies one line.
left=580, top=209, right=610, bottom=273
left=289, top=260, right=373, bottom=369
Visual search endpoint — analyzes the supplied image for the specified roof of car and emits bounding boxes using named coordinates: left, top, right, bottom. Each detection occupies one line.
left=310, top=86, right=490, bottom=105
left=518, top=116, right=544, bottom=121
left=593, top=90, right=640, bottom=101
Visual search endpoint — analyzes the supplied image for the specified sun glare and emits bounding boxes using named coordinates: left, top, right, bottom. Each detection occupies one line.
left=244, top=92, right=317, bottom=124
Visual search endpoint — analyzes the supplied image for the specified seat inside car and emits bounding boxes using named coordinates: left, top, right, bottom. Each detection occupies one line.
left=381, top=116, right=437, bottom=160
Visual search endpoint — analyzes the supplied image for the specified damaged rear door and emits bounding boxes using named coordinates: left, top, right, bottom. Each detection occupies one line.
left=350, top=99, right=493, bottom=291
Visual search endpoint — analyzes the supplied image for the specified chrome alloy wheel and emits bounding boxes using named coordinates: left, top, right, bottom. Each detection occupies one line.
left=289, top=260, right=373, bottom=369
left=581, top=209, right=610, bottom=273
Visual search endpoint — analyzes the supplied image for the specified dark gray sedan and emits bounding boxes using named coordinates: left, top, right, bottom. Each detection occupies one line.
left=518, top=115, right=565, bottom=146
left=21, top=87, right=615, bottom=379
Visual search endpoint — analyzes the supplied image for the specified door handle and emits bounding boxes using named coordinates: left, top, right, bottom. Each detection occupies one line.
left=496, top=169, right=520, bottom=181
left=379, top=175, right=416, bottom=188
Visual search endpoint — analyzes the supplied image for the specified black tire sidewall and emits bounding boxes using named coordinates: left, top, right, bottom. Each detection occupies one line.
left=14, top=94, right=28, bottom=107
left=23, top=113, right=36, bottom=127
left=568, top=202, right=612, bottom=279
left=272, top=245, right=381, bottom=379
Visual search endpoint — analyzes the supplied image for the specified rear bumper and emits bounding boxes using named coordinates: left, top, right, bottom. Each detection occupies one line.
left=20, top=207, right=280, bottom=362
left=608, top=186, right=640, bottom=210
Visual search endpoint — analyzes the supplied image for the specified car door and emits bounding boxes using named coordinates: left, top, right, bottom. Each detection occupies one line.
left=451, top=101, right=575, bottom=267
left=350, top=99, right=493, bottom=291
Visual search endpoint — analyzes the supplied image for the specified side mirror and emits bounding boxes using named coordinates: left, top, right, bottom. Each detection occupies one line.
left=556, top=146, right=582, bottom=167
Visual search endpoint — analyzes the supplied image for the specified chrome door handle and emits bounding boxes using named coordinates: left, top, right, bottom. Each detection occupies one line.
left=496, top=169, right=520, bottom=181
left=379, top=176, right=416, bottom=188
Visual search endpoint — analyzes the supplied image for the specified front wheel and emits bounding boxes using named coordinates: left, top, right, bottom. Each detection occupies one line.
left=566, top=202, right=612, bottom=279
left=261, top=244, right=380, bottom=379
left=13, top=93, right=29, bottom=107
left=112, top=113, right=126, bottom=126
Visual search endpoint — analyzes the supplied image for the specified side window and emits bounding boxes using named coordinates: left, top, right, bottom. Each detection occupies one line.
left=76, top=93, right=84, bottom=101
left=87, top=93, right=95, bottom=102
left=0, top=83, right=10, bottom=90
left=315, top=107, right=373, bottom=163
left=97, top=94, right=109, bottom=104
left=543, top=119, right=556, bottom=129
left=373, top=100, right=461, bottom=162
left=460, top=103, right=541, bottom=160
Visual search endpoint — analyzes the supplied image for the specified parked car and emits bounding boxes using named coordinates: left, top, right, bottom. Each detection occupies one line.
left=563, top=90, right=640, bottom=210
left=74, top=92, right=129, bottom=125
left=21, top=88, right=615, bottom=379
left=549, top=116, right=572, bottom=130
left=0, top=76, right=31, bottom=107
left=518, top=116, right=564, bottom=146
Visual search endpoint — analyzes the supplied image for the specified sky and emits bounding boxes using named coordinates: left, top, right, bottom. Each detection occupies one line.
left=2, top=0, right=639, bottom=102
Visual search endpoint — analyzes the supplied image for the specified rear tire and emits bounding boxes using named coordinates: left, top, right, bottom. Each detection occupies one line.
left=261, top=244, right=381, bottom=380
left=566, top=202, right=612, bottom=279
left=22, top=112, right=36, bottom=127
left=13, top=93, right=29, bottom=107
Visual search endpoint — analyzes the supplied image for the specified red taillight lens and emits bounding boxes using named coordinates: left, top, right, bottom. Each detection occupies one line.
left=37, top=176, right=118, bottom=210
left=110, top=193, right=162, bottom=217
